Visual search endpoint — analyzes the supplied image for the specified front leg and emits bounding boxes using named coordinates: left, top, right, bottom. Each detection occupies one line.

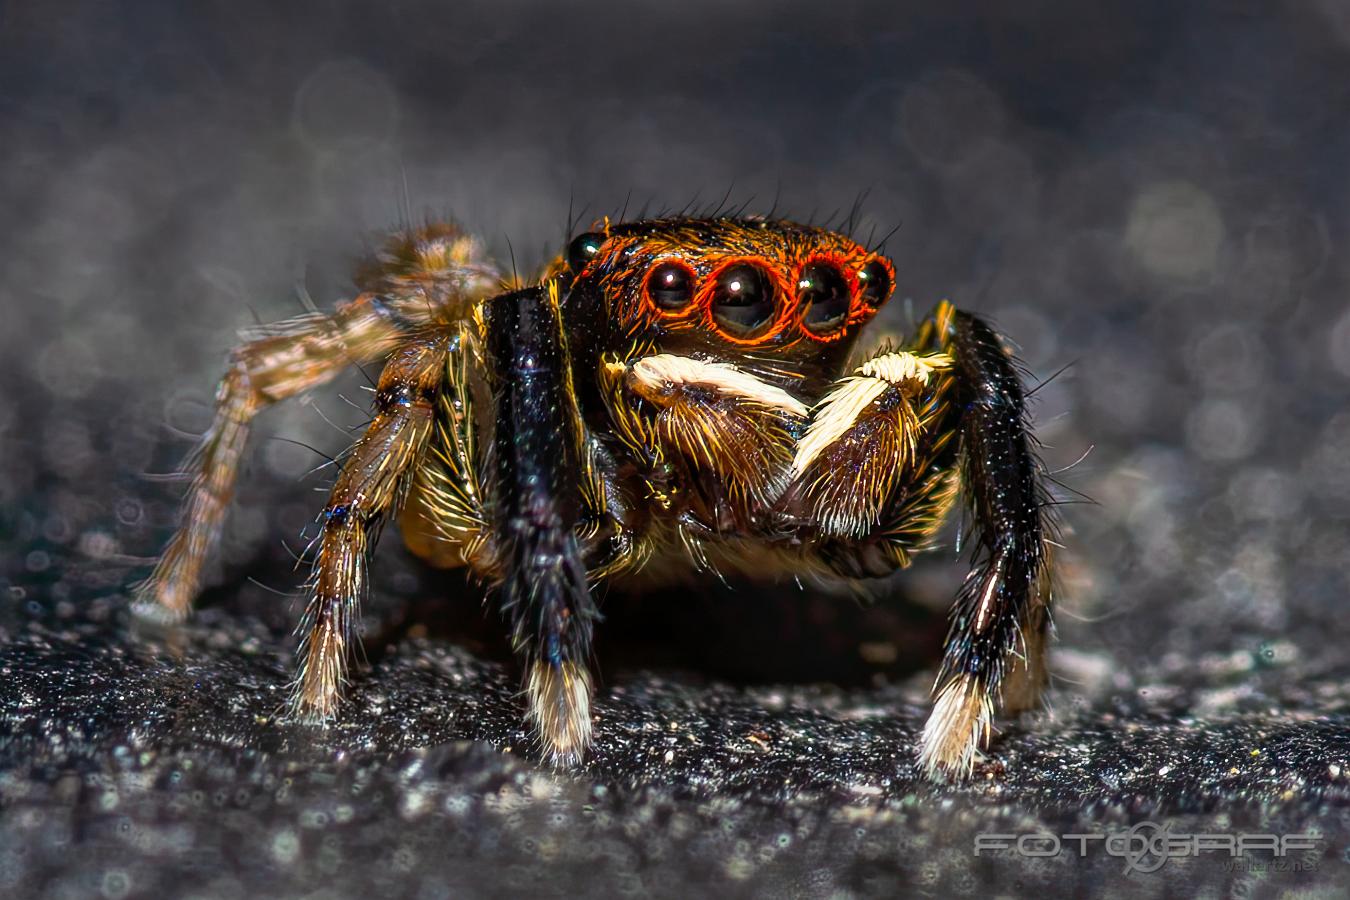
left=788, top=302, right=1055, bottom=779
left=920, top=307, right=1053, bottom=780
left=484, top=283, right=601, bottom=764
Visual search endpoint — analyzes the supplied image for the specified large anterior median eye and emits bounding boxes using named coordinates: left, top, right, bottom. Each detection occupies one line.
left=798, top=263, right=851, bottom=336
left=858, top=259, right=893, bottom=308
left=710, top=263, right=775, bottom=338
left=566, top=231, right=606, bottom=273
left=646, top=261, right=695, bottom=311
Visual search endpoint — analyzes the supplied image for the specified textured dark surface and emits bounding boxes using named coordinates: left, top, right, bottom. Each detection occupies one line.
left=5, top=0, right=1350, bottom=896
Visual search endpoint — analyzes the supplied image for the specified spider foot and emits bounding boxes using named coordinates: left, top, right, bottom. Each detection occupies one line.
left=918, top=674, right=992, bottom=781
left=526, top=661, right=593, bottom=767
left=128, top=571, right=195, bottom=624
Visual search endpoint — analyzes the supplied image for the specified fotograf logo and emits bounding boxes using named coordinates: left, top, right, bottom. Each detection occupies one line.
left=973, top=822, right=1320, bottom=874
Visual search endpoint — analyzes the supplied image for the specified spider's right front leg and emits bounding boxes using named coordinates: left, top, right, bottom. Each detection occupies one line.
left=484, top=283, right=601, bottom=764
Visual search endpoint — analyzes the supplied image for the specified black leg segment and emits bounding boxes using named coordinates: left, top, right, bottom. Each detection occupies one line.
left=484, top=284, right=598, bottom=763
left=920, top=309, right=1054, bottom=777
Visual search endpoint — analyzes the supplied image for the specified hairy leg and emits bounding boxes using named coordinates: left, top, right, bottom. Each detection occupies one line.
left=133, top=296, right=412, bottom=620
left=290, top=332, right=451, bottom=719
left=399, top=324, right=491, bottom=570
left=484, top=283, right=600, bottom=764
left=784, top=302, right=1053, bottom=779
left=917, top=307, right=1054, bottom=780
left=135, top=223, right=501, bottom=620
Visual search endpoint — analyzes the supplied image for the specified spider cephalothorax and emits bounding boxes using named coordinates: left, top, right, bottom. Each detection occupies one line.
left=135, top=215, right=1056, bottom=780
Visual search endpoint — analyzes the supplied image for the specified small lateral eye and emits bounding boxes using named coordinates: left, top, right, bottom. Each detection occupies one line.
left=858, top=260, right=893, bottom=308
left=798, top=263, right=851, bottom=335
left=710, top=263, right=776, bottom=338
left=567, top=231, right=606, bottom=273
left=646, top=261, right=695, bottom=311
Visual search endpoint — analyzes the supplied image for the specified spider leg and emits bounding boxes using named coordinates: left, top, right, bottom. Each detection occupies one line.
left=290, top=332, right=450, bottom=719
left=484, top=283, right=600, bottom=765
left=135, top=222, right=500, bottom=622
left=918, top=306, right=1053, bottom=780
left=785, top=302, right=1053, bottom=779
left=132, top=294, right=418, bottom=621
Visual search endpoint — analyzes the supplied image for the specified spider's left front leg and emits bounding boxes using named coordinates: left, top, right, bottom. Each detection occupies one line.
left=917, top=308, right=1055, bottom=780
left=789, top=303, right=1054, bottom=780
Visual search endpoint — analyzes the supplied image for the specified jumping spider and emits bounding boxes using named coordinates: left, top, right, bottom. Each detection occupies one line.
left=135, top=215, right=1056, bottom=780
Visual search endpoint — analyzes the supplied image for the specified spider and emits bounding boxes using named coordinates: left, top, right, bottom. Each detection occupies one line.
left=133, top=215, right=1057, bottom=780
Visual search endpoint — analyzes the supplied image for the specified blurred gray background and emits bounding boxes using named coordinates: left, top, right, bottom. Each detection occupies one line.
left=4, top=0, right=1349, bottom=682
left=4, top=0, right=1350, bottom=896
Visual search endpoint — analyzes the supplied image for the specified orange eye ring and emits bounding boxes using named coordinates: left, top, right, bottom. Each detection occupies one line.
left=857, top=256, right=896, bottom=310
left=697, top=256, right=793, bottom=345
left=795, top=256, right=857, bottom=343
left=641, top=259, right=698, bottom=317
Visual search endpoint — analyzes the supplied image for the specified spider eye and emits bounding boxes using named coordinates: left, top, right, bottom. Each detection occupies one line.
left=646, top=261, right=695, bottom=311
left=710, top=263, right=776, bottom=338
left=567, top=231, right=606, bottom=273
left=858, top=260, right=893, bottom=308
left=798, top=263, right=851, bottom=336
